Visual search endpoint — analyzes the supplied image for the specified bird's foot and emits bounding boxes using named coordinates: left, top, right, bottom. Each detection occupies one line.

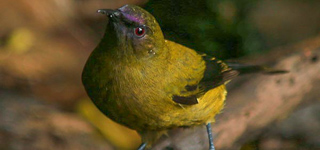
left=206, top=123, right=216, bottom=150
left=137, top=142, right=147, bottom=150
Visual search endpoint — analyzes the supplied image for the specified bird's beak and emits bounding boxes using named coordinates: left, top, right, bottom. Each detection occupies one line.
left=97, top=9, right=117, bottom=15
left=97, top=9, right=121, bottom=22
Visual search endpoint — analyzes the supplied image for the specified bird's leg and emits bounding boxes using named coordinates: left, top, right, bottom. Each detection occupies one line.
left=206, top=123, right=215, bottom=150
left=137, top=142, right=147, bottom=150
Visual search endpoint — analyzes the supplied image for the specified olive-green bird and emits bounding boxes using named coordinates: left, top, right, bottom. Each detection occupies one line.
left=82, top=4, right=286, bottom=150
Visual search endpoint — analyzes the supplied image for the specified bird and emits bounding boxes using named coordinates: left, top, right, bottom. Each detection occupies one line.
left=82, top=4, right=287, bottom=150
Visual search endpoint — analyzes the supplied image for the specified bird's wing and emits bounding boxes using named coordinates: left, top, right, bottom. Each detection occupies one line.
left=199, top=55, right=239, bottom=91
left=172, top=54, right=239, bottom=105
left=170, top=52, right=287, bottom=106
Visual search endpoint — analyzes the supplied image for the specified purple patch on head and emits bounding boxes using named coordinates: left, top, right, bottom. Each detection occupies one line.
left=122, top=13, right=144, bottom=24
left=118, top=5, right=145, bottom=24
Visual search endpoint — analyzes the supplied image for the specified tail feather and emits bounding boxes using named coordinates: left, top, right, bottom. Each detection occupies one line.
left=226, top=62, right=289, bottom=75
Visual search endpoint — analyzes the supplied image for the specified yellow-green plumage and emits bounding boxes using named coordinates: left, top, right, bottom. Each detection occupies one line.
left=83, top=39, right=228, bottom=144
left=82, top=4, right=236, bottom=147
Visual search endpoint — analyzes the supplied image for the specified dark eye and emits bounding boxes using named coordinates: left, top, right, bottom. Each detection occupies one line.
left=134, top=27, right=146, bottom=37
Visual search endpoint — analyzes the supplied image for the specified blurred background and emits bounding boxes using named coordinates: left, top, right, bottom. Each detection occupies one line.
left=0, top=0, right=319, bottom=150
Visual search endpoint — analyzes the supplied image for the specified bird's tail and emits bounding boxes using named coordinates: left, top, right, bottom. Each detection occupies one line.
left=226, top=62, right=289, bottom=75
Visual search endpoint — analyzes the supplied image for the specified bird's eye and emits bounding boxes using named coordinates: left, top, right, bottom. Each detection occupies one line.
left=134, top=27, right=146, bottom=37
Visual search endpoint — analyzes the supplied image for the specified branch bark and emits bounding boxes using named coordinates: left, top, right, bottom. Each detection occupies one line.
left=152, top=36, right=320, bottom=150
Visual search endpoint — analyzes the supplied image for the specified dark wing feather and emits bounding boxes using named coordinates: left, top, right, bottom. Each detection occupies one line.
left=199, top=55, right=239, bottom=91
left=173, top=95, right=198, bottom=105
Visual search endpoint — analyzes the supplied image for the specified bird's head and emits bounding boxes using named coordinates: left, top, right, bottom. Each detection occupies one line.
left=98, top=5, right=165, bottom=60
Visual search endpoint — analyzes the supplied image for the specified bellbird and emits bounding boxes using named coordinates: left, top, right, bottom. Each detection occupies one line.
left=82, top=4, right=286, bottom=150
